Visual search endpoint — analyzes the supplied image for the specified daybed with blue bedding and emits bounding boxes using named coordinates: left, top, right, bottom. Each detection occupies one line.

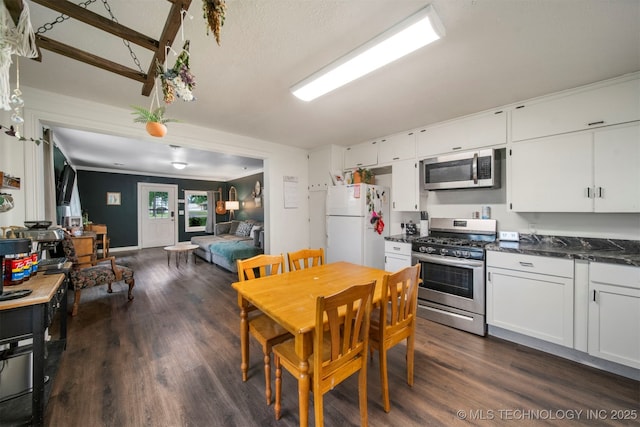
left=191, top=220, right=263, bottom=272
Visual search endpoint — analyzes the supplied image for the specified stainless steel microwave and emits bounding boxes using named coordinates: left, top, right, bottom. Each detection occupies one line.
left=422, top=148, right=500, bottom=190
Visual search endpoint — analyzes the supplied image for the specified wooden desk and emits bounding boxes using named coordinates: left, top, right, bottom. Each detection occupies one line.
left=231, top=261, right=387, bottom=427
left=85, top=224, right=108, bottom=258
left=0, top=270, right=68, bottom=426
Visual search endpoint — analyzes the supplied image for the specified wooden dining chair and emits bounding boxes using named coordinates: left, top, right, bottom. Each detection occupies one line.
left=273, top=281, right=376, bottom=427
left=369, top=263, right=421, bottom=412
left=287, top=248, right=325, bottom=271
left=236, top=254, right=291, bottom=405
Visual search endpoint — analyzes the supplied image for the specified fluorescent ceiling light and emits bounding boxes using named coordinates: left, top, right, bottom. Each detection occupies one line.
left=172, top=161, right=187, bottom=170
left=291, top=4, right=445, bottom=102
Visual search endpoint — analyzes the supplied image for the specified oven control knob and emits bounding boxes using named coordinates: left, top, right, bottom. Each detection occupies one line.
left=427, top=247, right=436, bottom=253
left=440, top=248, right=447, bottom=255
left=462, top=251, right=471, bottom=258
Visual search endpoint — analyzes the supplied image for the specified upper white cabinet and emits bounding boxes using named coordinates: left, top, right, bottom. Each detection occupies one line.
left=378, top=131, right=416, bottom=165
left=391, top=159, right=419, bottom=212
left=588, top=262, right=640, bottom=369
left=486, top=251, right=574, bottom=347
left=512, top=77, right=640, bottom=142
left=417, top=110, right=507, bottom=158
left=344, top=140, right=378, bottom=169
left=510, top=122, right=640, bottom=212
left=309, top=145, right=345, bottom=192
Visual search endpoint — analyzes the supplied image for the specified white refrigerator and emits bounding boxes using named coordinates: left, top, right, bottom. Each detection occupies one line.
left=326, top=184, right=390, bottom=270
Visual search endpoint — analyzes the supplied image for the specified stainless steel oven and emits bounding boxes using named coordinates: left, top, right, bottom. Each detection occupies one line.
left=411, top=218, right=497, bottom=336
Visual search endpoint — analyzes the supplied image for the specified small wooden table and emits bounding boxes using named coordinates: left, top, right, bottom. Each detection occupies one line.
left=231, top=261, right=388, bottom=427
left=163, top=244, right=198, bottom=267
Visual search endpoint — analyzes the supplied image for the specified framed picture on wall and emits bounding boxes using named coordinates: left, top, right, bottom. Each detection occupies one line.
left=106, top=192, right=121, bottom=205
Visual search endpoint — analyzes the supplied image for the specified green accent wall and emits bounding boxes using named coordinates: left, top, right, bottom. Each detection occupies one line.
left=76, top=170, right=263, bottom=248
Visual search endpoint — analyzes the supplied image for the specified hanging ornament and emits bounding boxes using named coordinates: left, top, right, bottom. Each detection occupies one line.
left=203, top=0, right=227, bottom=46
left=0, top=0, right=37, bottom=111
left=157, top=40, right=196, bottom=104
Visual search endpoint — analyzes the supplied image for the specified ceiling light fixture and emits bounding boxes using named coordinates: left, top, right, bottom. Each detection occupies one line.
left=290, top=4, right=445, bottom=102
left=172, top=161, right=187, bottom=170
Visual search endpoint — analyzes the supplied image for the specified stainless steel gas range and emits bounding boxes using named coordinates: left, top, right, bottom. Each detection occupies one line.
left=411, top=218, right=497, bottom=336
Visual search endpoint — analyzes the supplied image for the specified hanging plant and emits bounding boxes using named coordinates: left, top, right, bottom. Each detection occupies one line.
left=131, top=106, right=178, bottom=138
left=157, top=40, right=196, bottom=104
left=202, top=0, right=227, bottom=45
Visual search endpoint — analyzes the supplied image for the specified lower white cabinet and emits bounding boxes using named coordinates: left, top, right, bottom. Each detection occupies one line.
left=384, top=240, right=412, bottom=272
left=588, top=262, right=640, bottom=369
left=486, top=251, right=574, bottom=347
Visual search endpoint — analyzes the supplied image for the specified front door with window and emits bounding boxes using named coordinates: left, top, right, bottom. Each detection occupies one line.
left=139, top=183, right=177, bottom=248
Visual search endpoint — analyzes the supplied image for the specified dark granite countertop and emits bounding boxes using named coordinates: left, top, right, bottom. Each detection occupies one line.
left=485, top=234, right=640, bottom=267
left=385, top=234, right=421, bottom=244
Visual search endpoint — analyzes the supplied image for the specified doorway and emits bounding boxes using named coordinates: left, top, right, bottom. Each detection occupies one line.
left=138, top=183, right=178, bottom=248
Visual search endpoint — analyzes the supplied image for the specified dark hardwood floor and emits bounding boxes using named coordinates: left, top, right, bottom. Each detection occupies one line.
left=37, top=248, right=639, bottom=426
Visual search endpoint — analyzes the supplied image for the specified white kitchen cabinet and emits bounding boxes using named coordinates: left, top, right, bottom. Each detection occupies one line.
left=391, top=159, right=419, bottom=212
left=308, top=145, right=344, bottom=192
left=343, top=140, right=378, bottom=169
left=416, top=109, right=506, bottom=159
left=509, top=122, right=640, bottom=212
left=486, top=251, right=574, bottom=347
left=588, top=263, right=640, bottom=369
left=378, top=131, right=416, bottom=165
left=512, top=77, right=640, bottom=142
left=592, top=124, right=640, bottom=212
left=384, top=240, right=412, bottom=272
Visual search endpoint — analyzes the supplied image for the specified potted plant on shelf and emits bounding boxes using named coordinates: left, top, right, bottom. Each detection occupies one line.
left=354, top=167, right=374, bottom=184
left=131, top=106, right=178, bottom=137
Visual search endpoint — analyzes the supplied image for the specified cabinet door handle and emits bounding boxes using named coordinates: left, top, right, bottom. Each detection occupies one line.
left=472, top=152, right=478, bottom=184
left=452, top=146, right=462, bottom=151
left=487, top=272, right=491, bottom=282
left=593, top=290, right=597, bottom=302
left=393, top=246, right=401, bottom=251
left=587, top=120, right=605, bottom=126
left=598, top=187, right=603, bottom=198
left=519, top=261, right=534, bottom=267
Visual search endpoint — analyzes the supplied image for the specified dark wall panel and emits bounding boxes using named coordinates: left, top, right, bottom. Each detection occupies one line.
left=77, top=170, right=263, bottom=248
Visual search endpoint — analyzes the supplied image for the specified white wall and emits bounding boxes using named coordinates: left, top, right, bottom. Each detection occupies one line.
left=0, top=109, right=27, bottom=229
left=4, top=85, right=310, bottom=254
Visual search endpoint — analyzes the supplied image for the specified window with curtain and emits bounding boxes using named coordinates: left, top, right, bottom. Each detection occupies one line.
left=185, top=190, right=208, bottom=232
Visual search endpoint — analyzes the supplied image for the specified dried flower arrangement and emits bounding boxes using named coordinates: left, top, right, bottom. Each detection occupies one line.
left=157, top=40, right=196, bottom=104
left=202, top=0, right=227, bottom=45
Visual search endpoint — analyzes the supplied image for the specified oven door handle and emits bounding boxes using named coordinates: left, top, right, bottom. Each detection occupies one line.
left=413, top=253, right=484, bottom=268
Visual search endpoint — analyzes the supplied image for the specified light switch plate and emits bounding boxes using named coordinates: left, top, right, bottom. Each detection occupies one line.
left=499, top=231, right=519, bottom=241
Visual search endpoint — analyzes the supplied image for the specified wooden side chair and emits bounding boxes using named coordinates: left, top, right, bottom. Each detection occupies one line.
left=61, top=231, right=134, bottom=316
left=236, top=254, right=291, bottom=405
left=287, top=248, right=324, bottom=271
left=273, top=281, right=376, bottom=427
left=369, top=263, right=421, bottom=412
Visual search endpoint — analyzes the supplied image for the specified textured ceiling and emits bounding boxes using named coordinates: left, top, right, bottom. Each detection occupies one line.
left=14, top=0, right=640, bottom=180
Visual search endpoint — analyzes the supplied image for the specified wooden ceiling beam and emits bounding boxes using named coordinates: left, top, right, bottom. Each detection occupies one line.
left=30, top=0, right=160, bottom=52
left=141, top=0, right=192, bottom=96
left=5, top=0, right=24, bottom=25
left=36, top=35, right=147, bottom=83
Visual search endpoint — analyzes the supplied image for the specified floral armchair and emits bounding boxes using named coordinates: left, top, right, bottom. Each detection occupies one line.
left=61, top=231, right=134, bottom=316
